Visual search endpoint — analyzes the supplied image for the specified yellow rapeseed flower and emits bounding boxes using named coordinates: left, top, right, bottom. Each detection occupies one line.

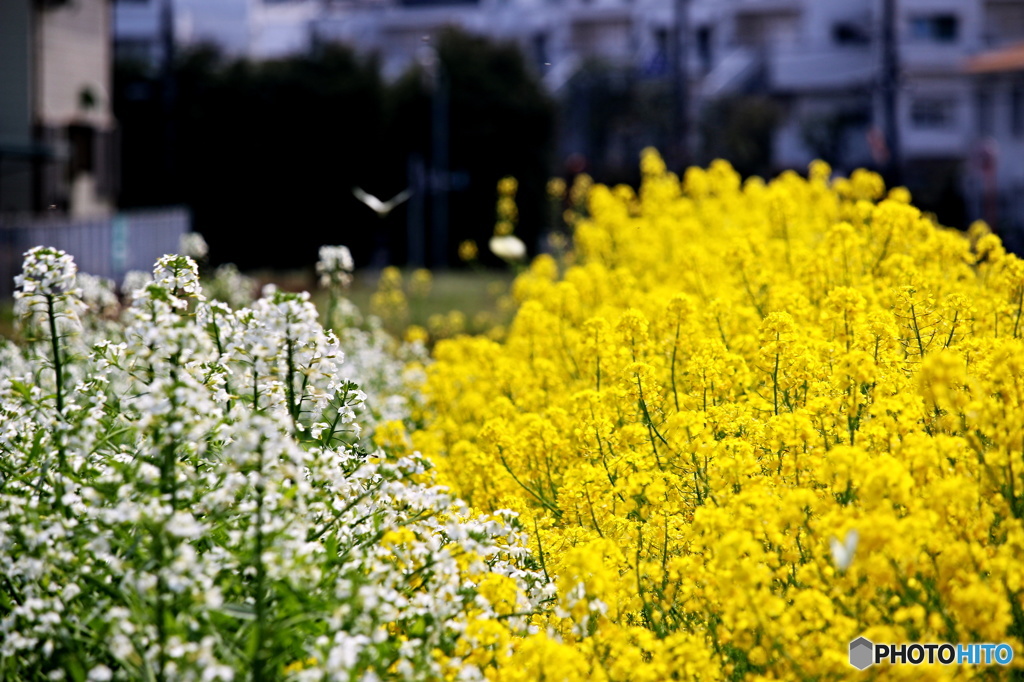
left=412, top=150, right=1024, bottom=680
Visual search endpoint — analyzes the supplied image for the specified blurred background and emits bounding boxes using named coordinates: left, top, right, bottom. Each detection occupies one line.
left=3, top=0, right=1024, bottom=294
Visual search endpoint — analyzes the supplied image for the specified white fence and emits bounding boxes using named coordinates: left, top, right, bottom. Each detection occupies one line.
left=0, top=207, right=190, bottom=298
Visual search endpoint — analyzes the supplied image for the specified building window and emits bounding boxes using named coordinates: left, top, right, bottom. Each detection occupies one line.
left=910, top=98, right=956, bottom=129
left=909, top=15, right=959, bottom=43
left=832, top=22, right=870, bottom=45
left=983, top=3, right=1024, bottom=47
left=735, top=12, right=799, bottom=49
left=1012, top=84, right=1024, bottom=137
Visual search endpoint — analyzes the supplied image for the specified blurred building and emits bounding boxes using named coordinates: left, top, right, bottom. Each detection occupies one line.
left=691, top=1, right=1019, bottom=173
left=112, top=0, right=1024, bottom=232
left=0, top=0, right=117, bottom=219
left=966, top=39, right=1024, bottom=248
left=114, top=0, right=322, bottom=64
left=111, top=0, right=1018, bottom=159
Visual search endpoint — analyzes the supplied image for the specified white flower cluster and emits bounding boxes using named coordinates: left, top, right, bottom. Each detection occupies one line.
left=317, top=245, right=354, bottom=290
left=76, top=272, right=120, bottom=315
left=121, top=269, right=152, bottom=300
left=202, top=263, right=256, bottom=309
left=323, top=296, right=429, bottom=443
left=11, top=247, right=88, bottom=389
left=0, top=248, right=550, bottom=680
left=179, top=231, right=209, bottom=260
left=13, top=245, right=77, bottom=296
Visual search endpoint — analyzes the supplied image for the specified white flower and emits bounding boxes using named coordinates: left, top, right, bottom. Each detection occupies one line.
left=15, top=246, right=77, bottom=296
left=488, top=235, right=527, bottom=262
left=13, top=246, right=86, bottom=341
left=167, top=511, right=204, bottom=539
left=179, top=232, right=209, bottom=260
left=121, top=270, right=151, bottom=299
left=76, top=273, right=119, bottom=313
left=317, top=245, right=355, bottom=289
left=86, top=665, right=112, bottom=681
left=327, top=633, right=369, bottom=671
left=202, top=263, right=255, bottom=309
left=152, top=254, right=204, bottom=298
left=0, top=248, right=552, bottom=682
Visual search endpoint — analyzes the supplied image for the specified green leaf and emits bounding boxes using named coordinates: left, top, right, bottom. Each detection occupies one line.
left=8, top=380, right=33, bottom=401
left=219, top=602, right=258, bottom=621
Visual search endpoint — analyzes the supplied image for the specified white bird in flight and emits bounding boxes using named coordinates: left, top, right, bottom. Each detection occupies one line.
left=352, top=186, right=413, bottom=218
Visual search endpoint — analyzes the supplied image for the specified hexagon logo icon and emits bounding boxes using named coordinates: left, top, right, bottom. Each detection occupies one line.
left=849, top=637, right=874, bottom=670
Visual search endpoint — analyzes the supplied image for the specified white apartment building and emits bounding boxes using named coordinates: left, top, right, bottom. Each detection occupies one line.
left=312, top=0, right=1024, bottom=175
left=114, top=0, right=1024, bottom=159
left=1, top=0, right=117, bottom=218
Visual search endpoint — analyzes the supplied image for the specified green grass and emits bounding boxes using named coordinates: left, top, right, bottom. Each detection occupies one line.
left=0, top=266, right=519, bottom=343
left=0, top=300, right=15, bottom=340
left=330, top=267, right=517, bottom=339
left=248, top=265, right=519, bottom=339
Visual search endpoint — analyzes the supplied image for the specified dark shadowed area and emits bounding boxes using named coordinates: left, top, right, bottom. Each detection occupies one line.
left=114, top=30, right=554, bottom=270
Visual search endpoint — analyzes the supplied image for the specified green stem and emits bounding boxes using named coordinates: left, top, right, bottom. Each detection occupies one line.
left=285, top=332, right=298, bottom=429
left=154, top=530, right=168, bottom=682
left=252, top=367, right=259, bottom=410
left=772, top=349, right=780, bottom=417
left=670, top=322, right=681, bottom=412
left=45, top=294, right=64, bottom=415
left=532, top=516, right=550, bottom=583
left=499, top=451, right=562, bottom=518
left=1014, top=287, right=1024, bottom=339
left=253, top=454, right=268, bottom=682
left=910, top=303, right=927, bottom=358
left=209, top=307, right=233, bottom=409
left=45, top=293, right=70, bottom=517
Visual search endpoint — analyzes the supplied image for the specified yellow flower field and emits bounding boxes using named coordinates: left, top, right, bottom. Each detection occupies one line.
left=406, top=151, right=1024, bottom=679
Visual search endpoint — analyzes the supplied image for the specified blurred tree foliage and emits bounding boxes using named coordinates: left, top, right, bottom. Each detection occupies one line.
left=799, top=108, right=870, bottom=168
left=559, top=60, right=674, bottom=187
left=698, top=95, right=781, bottom=178
left=114, top=30, right=554, bottom=270
left=388, top=28, right=554, bottom=267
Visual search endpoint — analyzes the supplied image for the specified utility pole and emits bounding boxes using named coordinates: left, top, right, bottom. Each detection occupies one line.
left=160, top=0, right=177, bottom=197
left=671, top=0, right=691, bottom=171
left=417, top=42, right=449, bottom=269
left=30, top=0, right=43, bottom=212
left=881, top=0, right=902, bottom=185
left=431, top=62, right=449, bottom=269
left=407, top=154, right=426, bottom=267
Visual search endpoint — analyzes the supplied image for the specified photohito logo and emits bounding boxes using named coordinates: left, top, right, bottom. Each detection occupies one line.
left=849, top=637, right=873, bottom=670
left=849, top=637, right=1014, bottom=669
